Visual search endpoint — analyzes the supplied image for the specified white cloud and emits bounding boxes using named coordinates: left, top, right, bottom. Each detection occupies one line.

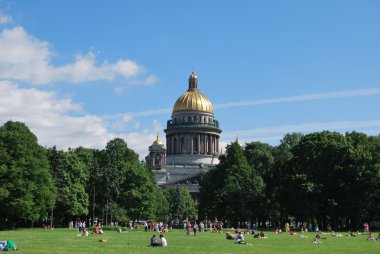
left=104, top=88, right=380, bottom=118
left=220, top=120, right=380, bottom=148
left=113, top=86, right=126, bottom=95
left=0, top=26, right=156, bottom=85
left=0, top=13, right=12, bottom=24
left=0, top=81, right=158, bottom=158
left=214, top=88, right=380, bottom=109
left=118, top=132, right=157, bottom=159
left=222, top=120, right=380, bottom=138
left=130, top=75, right=159, bottom=86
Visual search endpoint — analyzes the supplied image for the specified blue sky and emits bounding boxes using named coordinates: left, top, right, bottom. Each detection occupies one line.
left=0, top=0, right=379, bottom=158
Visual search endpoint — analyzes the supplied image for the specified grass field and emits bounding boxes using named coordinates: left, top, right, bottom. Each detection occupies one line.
left=0, top=228, right=378, bottom=254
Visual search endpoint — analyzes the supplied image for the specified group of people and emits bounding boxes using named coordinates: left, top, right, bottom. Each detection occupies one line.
left=226, top=230, right=269, bottom=244
left=145, top=221, right=170, bottom=233
left=76, top=223, right=104, bottom=237
left=0, top=240, right=17, bottom=251
left=149, top=234, right=167, bottom=247
left=93, top=223, right=104, bottom=235
left=185, top=221, right=200, bottom=236
left=226, top=232, right=247, bottom=244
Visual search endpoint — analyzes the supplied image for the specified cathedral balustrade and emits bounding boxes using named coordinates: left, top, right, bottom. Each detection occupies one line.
left=166, top=120, right=219, bottom=129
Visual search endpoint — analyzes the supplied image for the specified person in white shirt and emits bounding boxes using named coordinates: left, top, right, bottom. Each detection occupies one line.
left=236, top=232, right=246, bottom=244
left=159, top=234, right=168, bottom=247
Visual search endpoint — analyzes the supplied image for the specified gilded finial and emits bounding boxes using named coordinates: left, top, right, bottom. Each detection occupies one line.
left=188, top=71, right=198, bottom=89
left=153, top=134, right=163, bottom=145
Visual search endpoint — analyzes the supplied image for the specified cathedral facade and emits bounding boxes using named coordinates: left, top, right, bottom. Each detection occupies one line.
left=145, top=72, right=222, bottom=196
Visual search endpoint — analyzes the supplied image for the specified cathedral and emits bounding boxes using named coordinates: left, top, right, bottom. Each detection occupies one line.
left=145, top=72, right=222, bottom=197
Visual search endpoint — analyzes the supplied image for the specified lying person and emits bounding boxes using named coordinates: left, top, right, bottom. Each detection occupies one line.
left=226, top=232, right=236, bottom=240
left=0, top=240, right=18, bottom=251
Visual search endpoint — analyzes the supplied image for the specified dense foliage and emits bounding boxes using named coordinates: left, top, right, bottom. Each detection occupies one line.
left=0, top=121, right=169, bottom=228
left=0, top=122, right=56, bottom=227
left=164, top=187, right=197, bottom=222
left=1, top=121, right=379, bottom=231
left=200, top=132, right=380, bottom=230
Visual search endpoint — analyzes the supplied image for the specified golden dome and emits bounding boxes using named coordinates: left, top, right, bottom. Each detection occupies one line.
left=153, top=135, right=163, bottom=145
left=172, top=72, right=214, bottom=113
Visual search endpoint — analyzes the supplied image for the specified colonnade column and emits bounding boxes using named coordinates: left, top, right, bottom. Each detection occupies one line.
left=216, top=137, right=219, bottom=155
left=171, top=135, right=174, bottom=154
left=197, top=134, right=201, bottom=154
left=191, top=134, right=193, bottom=154
left=209, top=135, right=212, bottom=154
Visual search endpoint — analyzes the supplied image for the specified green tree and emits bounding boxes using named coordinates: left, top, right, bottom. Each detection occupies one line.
left=0, top=121, right=56, bottom=226
left=100, top=138, right=137, bottom=224
left=100, top=138, right=160, bottom=224
left=342, top=132, right=380, bottom=229
left=288, top=131, right=349, bottom=228
left=164, top=187, right=196, bottom=222
left=48, top=149, right=90, bottom=224
left=120, top=164, right=159, bottom=221
left=244, top=142, right=276, bottom=225
left=272, top=133, right=303, bottom=225
left=73, top=147, right=100, bottom=225
left=199, top=141, right=264, bottom=226
left=153, top=187, right=170, bottom=222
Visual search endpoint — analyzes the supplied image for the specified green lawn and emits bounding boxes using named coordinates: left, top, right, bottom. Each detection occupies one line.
left=0, top=228, right=378, bottom=254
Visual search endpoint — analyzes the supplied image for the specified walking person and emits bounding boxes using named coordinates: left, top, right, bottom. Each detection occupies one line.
left=186, top=221, right=191, bottom=236
left=193, top=222, right=198, bottom=236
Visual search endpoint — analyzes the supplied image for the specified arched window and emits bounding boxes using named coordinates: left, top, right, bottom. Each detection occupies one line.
left=173, top=138, right=177, bottom=154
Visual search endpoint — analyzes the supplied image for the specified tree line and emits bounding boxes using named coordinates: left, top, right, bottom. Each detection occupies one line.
left=199, top=132, right=380, bottom=230
left=1, top=120, right=379, bottom=230
left=0, top=121, right=196, bottom=229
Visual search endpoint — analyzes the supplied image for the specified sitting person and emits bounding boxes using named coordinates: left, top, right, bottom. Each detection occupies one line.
left=253, top=233, right=260, bottom=238
left=235, top=232, right=246, bottom=244
left=81, top=229, right=89, bottom=237
left=347, top=231, right=356, bottom=237
left=376, top=232, right=380, bottom=241
left=93, top=223, right=101, bottom=234
left=159, top=234, right=167, bottom=247
left=150, top=234, right=160, bottom=247
left=367, top=233, right=375, bottom=241
left=290, top=231, right=297, bottom=236
left=313, top=234, right=321, bottom=243
left=259, top=231, right=267, bottom=238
